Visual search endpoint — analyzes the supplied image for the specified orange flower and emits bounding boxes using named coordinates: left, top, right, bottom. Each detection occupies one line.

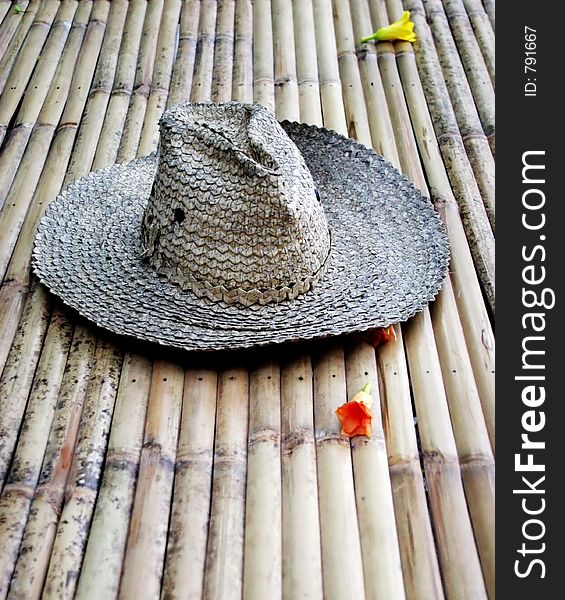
left=336, top=398, right=373, bottom=438
left=354, top=325, right=397, bottom=348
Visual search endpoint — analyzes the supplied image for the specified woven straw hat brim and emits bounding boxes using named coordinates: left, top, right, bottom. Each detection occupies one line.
left=32, top=122, right=449, bottom=352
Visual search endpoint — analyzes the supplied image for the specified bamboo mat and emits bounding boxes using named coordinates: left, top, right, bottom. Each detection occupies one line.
left=0, top=1, right=495, bottom=599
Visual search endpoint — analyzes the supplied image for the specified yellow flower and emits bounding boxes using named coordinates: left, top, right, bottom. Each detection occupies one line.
left=361, top=11, right=417, bottom=44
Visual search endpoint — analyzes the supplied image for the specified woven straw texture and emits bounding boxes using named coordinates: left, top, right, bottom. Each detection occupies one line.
left=32, top=111, right=449, bottom=351
left=141, top=102, right=332, bottom=306
left=0, top=1, right=494, bottom=599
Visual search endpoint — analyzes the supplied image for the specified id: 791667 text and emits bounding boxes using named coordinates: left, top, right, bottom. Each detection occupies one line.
left=524, top=26, right=537, bottom=97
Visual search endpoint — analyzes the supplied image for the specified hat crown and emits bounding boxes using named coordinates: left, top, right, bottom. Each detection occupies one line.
left=141, top=103, right=331, bottom=306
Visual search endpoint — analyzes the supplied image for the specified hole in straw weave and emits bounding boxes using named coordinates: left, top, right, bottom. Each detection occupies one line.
left=174, top=208, right=185, bottom=224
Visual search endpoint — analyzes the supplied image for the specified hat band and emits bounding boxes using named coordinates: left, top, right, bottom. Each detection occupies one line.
left=154, top=243, right=331, bottom=307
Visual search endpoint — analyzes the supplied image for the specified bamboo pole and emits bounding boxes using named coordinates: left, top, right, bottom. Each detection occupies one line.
left=280, top=355, right=323, bottom=600
left=116, top=0, right=164, bottom=163
left=291, top=0, right=322, bottom=126
left=167, top=0, right=201, bottom=106
left=0, top=0, right=34, bottom=94
left=0, top=0, right=92, bottom=281
left=202, top=368, right=249, bottom=600
left=190, top=0, right=217, bottom=102
left=311, top=0, right=347, bottom=134
left=481, top=0, right=495, bottom=30
left=63, top=0, right=128, bottom=182
left=211, top=0, right=235, bottom=102
left=0, top=0, right=32, bottom=40
left=377, top=327, right=445, bottom=600
left=91, top=0, right=147, bottom=169
left=443, top=0, right=494, bottom=86
left=74, top=355, right=152, bottom=600
left=162, top=27, right=229, bottom=595
left=0, top=1, right=10, bottom=25
left=0, top=308, right=72, bottom=597
left=332, top=0, right=372, bottom=146
left=0, top=0, right=78, bottom=209
left=41, top=340, right=123, bottom=600
left=252, top=0, right=274, bottom=111
left=360, top=4, right=422, bottom=178
left=403, top=311, right=488, bottom=599
left=243, top=362, right=282, bottom=600
left=137, top=0, right=182, bottom=156
left=0, top=282, right=50, bottom=434
left=291, top=0, right=323, bottom=128
left=7, top=325, right=95, bottom=600
left=271, top=0, right=299, bottom=121
left=349, top=0, right=399, bottom=160
left=57, top=1, right=124, bottom=180
left=414, top=0, right=495, bottom=165
left=0, top=2, right=94, bottom=283
left=391, top=2, right=497, bottom=266
left=405, top=0, right=495, bottom=230
left=209, top=13, right=265, bottom=588
left=422, top=0, right=495, bottom=155
left=419, top=0, right=495, bottom=157
left=366, top=1, right=495, bottom=418
left=0, top=1, right=59, bottom=146
left=430, top=280, right=495, bottom=596
left=118, top=361, right=184, bottom=600
left=0, top=285, right=51, bottom=483
left=161, top=369, right=217, bottom=600
left=391, top=43, right=495, bottom=309
left=345, top=342, right=406, bottom=599
left=461, top=0, right=495, bottom=84
left=232, top=0, right=253, bottom=103
left=313, top=344, right=365, bottom=600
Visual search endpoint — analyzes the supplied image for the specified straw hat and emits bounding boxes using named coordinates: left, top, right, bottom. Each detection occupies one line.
left=33, top=102, right=449, bottom=352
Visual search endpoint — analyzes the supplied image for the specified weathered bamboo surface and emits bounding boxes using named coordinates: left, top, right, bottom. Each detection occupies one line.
left=0, top=1, right=494, bottom=599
